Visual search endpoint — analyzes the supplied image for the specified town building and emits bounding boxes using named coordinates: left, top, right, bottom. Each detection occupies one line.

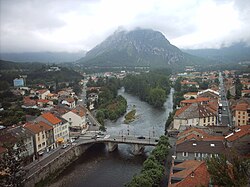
left=36, top=112, right=69, bottom=146
left=62, top=105, right=87, bottom=131
left=24, top=122, right=48, bottom=157
left=8, top=126, right=35, bottom=162
left=225, top=125, right=250, bottom=156
left=61, top=98, right=76, bottom=108
left=13, top=78, right=24, bottom=87
left=36, top=89, right=50, bottom=100
left=168, top=160, right=210, bottom=187
left=232, top=99, right=250, bottom=126
left=173, top=103, right=217, bottom=129
left=183, top=92, right=197, bottom=100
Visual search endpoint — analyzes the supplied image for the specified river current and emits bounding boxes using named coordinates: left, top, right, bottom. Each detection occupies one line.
left=49, top=88, right=174, bottom=187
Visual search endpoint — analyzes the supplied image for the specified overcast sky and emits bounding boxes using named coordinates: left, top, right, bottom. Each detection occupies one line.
left=0, top=0, right=249, bottom=53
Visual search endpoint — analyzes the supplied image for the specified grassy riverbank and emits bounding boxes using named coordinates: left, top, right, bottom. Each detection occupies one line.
left=124, top=108, right=136, bottom=124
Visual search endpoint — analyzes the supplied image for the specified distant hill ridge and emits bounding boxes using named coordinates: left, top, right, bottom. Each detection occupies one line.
left=0, top=51, right=86, bottom=63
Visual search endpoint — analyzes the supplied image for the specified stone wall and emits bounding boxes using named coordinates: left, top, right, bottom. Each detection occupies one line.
left=24, top=143, right=92, bottom=187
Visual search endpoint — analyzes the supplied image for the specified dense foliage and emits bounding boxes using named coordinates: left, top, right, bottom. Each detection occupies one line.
left=94, top=78, right=127, bottom=127
left=207, top=153, right=250, bottom=187
left=126, top=136, right=170, bottom=187
left=0, top=142, right=26, bottom=186
left=123, top=70, right=171, bottom=108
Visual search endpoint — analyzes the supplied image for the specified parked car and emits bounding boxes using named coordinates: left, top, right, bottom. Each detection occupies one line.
left=137, top=136, right=146, bottom=139
left=62, top=144, right=69, bottom=149
left=38, top=151, right=44, bottom=156
left=104, top=134, right=110, bottom=139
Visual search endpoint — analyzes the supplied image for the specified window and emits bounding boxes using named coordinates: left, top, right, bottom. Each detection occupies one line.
left=195, top=153, right=198, bottom=157
left=38, top=144, right=41, bottom=148
left=210, top=143, right=215, bottom=147
left=208, top=117, right=210, bottom=122
left=42, top=142, right=45, bottom=146
left=183, top=152, right=188, bottom=157
left=192, top=143, right=197, bottom=146
left=42, top=134, right=45, bottom=139
left=203, top=118, right=206, bottom=123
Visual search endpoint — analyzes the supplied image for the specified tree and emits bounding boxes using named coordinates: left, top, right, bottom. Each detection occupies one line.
left=0, top=142, right=26, bottom=187
left=206, top=153, right=250, bottom=187
left=148, top=88, right=166, bottom=108
left=227, top=90, right=232, bottom=100
left=126, top=173, right=153, bottom=187
left=235, top=78, right=243, bottom=99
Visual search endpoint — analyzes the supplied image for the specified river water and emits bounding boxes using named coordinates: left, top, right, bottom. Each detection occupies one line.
left=49, top=88, right=174, bottom=187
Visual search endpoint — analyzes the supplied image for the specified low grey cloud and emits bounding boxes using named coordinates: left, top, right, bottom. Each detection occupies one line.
left=0, top=0, right=249, bottom=53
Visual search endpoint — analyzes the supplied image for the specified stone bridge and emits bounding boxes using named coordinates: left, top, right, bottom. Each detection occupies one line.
left=77, top=135, right=159, bottom=155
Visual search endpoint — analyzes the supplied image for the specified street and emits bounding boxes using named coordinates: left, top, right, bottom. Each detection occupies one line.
left=218, top=72, right=233, bottom=126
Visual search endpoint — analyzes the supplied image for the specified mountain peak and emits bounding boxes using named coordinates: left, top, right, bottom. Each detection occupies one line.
left=79, top=28, right=196, bottom=68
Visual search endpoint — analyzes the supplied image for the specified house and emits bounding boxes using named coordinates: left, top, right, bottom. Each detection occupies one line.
left=180, top=97, right=210, bottom=107
left=37, top=99, right=53, bottom=107
left=36, top=112, right=69, bottom=146
left=173, top=103, right=217, bottom=129
left=197, top=89, right=219, bottom=101
left=61, top=98, right=76, bottom=108
left=232, top=99, right=250, bottom=126
left=8, top=126, right=35, bottom=162
left=36, top=89, right=50, bottom=99
left=22, top=96, right=37, bottom=109
left=62, top=105, right=87, bottom=131
left=225, top=125, right=250, bottom=156
left=242, top=90, right=250, bottom=97
left=88, top=92, right=98, bottom=102
left=176, top=138, right=226, bottom=161
left=168, top=160, right=210, bottom=187
left=242, top=81, right=250, bottom=89
left=181, top=80, right=199, bottom=88
left=24, top=122, right=47, bottom=157
left=46, top=93, right=59, bottom=100
left=13, top=78, right=24, bottom=87
left=183, top=92, right=197, bottom=100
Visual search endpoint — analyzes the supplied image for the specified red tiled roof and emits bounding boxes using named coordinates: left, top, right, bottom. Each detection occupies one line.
left=71, top=105, right=86, bottom=117
left=235, top=103, right=249, bottom=111
left=181, top=97, right=209, bottom=104
left=37, top=99, right=50, bottom=103
left=242, top=90, right=250, bottom=93
left=175, top=105, right=189, bottom=117
left=225, top=125, right=250, bottom=142
left=36, top=89, right=49, bottom=94
left=184, top=92, right=197, bottom=96
left=169, top=160, right=210, bottom=187
left=24, top=121, right=52, bottom=134
left=41, top=112, right=61, bottom=125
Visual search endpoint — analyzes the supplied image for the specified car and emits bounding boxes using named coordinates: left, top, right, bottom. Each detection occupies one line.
left=62, top=144, right=69, bottom=149
left=93, top=123, right=96, bottom=126
left=223, top=108, right=226, bottom=111
left=38, top=151, right=44, bottom=156
left=137, top=136, right=146, bottom=139
left=91, top=135, right=97, bottom=139
left=97, top=132, right=104, bottom=135
left=104, top=134, right=110, bottom=139
left=155, top=139, right=159, bottom=142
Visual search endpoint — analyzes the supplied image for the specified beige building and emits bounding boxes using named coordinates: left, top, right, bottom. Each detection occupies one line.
left=234, top=102, right=250, bottom=126
left=173, top=103, right=217, bottom=129
left=36, top=112, right=69, bottom=145
left=24, top=121, right=52, bottom=156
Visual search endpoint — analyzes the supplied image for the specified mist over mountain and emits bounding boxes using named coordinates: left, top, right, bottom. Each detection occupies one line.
left=183, top=43, right=250, bottom=63
left=0, top=51, right=86, bottom=63
left=78, top=28, right=204, bottom=68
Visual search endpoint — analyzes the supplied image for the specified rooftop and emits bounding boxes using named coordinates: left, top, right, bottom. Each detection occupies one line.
left=41, top=112, right=62, bottom=125
left=169, top=160, right=210, bottom=187
left=225, top=125, right=250, bottom=142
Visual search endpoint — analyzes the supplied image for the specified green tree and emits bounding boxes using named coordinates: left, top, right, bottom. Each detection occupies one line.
left=227, top=90, right=232, bottom=100
left=126, top=173, right=153, bottom=187
left=148, top=88, right=166, bottom=108
left=207, top=154, right=250, bottom=187
left=235, top=78, right=243, bottom=99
